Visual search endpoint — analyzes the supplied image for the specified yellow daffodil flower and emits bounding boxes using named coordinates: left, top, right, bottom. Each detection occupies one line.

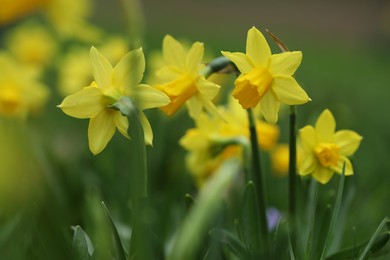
left=58, top=47, right=170, bottom=155
left=0, top=52, right=49, bottom=118
left=299, top=109, right=362, bottom=184
left=58, top=37, right=129, bottom=96
left=180, top=98, right=279, bottom=186
left=154, top=35, right=221, bottom=118
left=222, top=26, right=311, bottom=123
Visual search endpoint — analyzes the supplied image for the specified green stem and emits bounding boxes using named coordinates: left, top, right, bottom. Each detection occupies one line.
left=289, top=105, right=297, bottom=252
left=247, top=108, right=269, bottom=252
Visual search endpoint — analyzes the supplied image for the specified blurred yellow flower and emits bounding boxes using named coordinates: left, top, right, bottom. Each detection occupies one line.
left=0, top=0, right=46, bottom=25
left=43, top=0, right=102, bottom=40
left=299, top=109, right=362, bottom=184
left=180, top=98, right=279, bottom=186
left=58, top=47, right=170, bottom=155
left=0, top=52, right=49, bottom=118
left=271, top=144, right=302, bottom=177
left=58, top=37, right=129, bottom=96
left=222, top=26, right=311, bottom=123
left=5, top=22, right=57, bottom=71
left=154, top=35, right=221, bottom=118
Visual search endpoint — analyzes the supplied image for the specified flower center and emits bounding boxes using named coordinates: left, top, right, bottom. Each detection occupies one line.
left=233, top=67, right=273, bottom=109
left=0, top=85, right=22, bottom=116
left=314, top=143, right=340, bottom=167
left=155, top=74, right=197, bottom=116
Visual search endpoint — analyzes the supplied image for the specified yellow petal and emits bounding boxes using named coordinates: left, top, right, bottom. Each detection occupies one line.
left=139, top=111, right=153, bottom=146
left=155, top=66, right=181, bottom=82
left=90, top=46, right=113, bottom=89
left=197, top=77, right=220, bottom=99
left=312, top=167, right=334, bottom=184
left=221, top=51, right=253, bottom=74
left=259, top=91, right=279, bottom=124
left=299, top=153, right=318, bottom=176
left=186, top=96, right=202, bottom=119
left=331, top=156, right=353, bottom=176
left=315, top=109, right=335, bottom=143
left=163, top=35, right=186, bottom=69
left=299, top=126, right=317, bottom=152
left=246, top=26, right=271, bottom=67
left=179, top=129, right=208, bottom=151
left=269, top=51, right=302, bottom=76
left=135, top=84, right=170, bottom=110
left=334, top=130, right=362, bottom=156
left=272, top=76, right=311, bottom=105
left=186, top=42, right=204, bottom=74
left=113, top=47, right=145, bottom=90
left=58, top=86, right=104, bottom=119
left=88, top=109, right=116, bottom=155
left=114, top=111, right=130, bottom=139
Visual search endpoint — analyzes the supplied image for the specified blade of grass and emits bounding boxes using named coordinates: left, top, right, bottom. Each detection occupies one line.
left=169, top=159, right=239, bottom=260
left=358, top=217, right=390, bottom=260
left=320, top=163, right=346, bottom=259
left=101, top=202, right=128, bottom=260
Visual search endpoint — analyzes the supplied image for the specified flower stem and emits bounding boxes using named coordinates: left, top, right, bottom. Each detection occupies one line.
left=288, top=105, right=297, bottom=251
left=247, top=108, right=269, bottom=251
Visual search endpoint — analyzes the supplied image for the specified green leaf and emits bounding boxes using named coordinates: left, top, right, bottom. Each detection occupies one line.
left=358, top=217, right=390, bottom=260
left=209, top=228, right=249, bottom=259
left=320, top=163, right=346, bottom=259
left=241, top=181, right=261, bottom=256
left=71, top=225, right=94, bottom=260
left=185, top=193, right=196, bottom=211
left=102, top=201, right=128, bottom=260
left=326, top=232, right=390, bottom=260
left=169, top=159, right=239, bottom=260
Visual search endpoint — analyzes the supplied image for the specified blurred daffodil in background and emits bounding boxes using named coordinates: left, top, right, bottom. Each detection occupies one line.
left=299, top=109, right=363, bottom=184
left=154, top=35, right=221, bottom=118
left=0, top=52, right=49, bottom=118
left=222, top=26, right=311, bottom=123
left=180, top=98, right=279, bottom=186
left=58, top=47, right=170, bottom=154
left=0, top=0, right=46, bottom=25
left=4, top=21, right=58, bottom=73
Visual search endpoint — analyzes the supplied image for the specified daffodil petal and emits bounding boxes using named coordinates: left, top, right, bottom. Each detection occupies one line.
left=259, top=91, right=279, bottom=124
left=246, top=26, right=271, bottom=67
left=88, top=109, right=116, bottom=155
left=334, top=130, right=362, bottom=156
left=135, top=84, right=170, bottom=110
left=139, top=111, right=153, bottom=146
left=186, top=96, right=202, bottom=119
left=155, top=66, right=181, bottom=82
left=163, top=35, right=186, bottom=68
left=312, top=167, right=334, bottom=184
left=114, top=111, right=129, bottom=139
left=299, top=153, right=318, bottom=175
left=299, top=125, right=317, bottom=152
left=331, top=156, right=353, bottom=176
left=221, top=51, right=253, bottom=74
left=272, top=76, right=311, bottom=105
left=113, top=48, right=145, bottom=91
left=179, top=129, right=209, bottom=151
left=269, top=51, right=302, bottom=76
left=186, top=42, right=204, bottom=74
left=90, top=46, right=113, bottom=89
left=315, top=109, right=335, bottom=142
left=197, top=77, right=220, bottom=99
left=58, top=86, right=104, bottom=119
